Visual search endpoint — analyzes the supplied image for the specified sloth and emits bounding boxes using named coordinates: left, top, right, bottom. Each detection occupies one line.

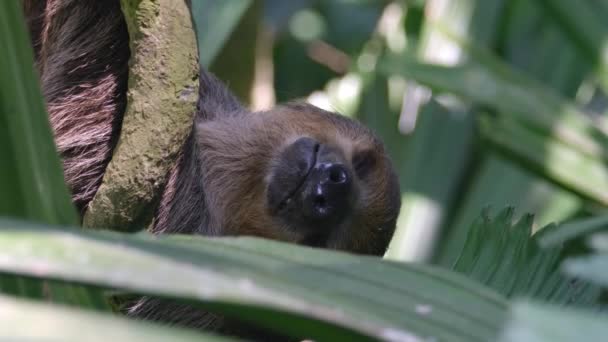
left=153, top=71, right=401, bottom=255
left=23, top=0, right=401, bottom=338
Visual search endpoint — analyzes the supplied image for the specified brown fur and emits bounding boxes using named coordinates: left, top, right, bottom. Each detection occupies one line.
left=22, top=0, right=129, bottom=215
left=23, top=0, right=401, bottom=339
left=193, top=103, right=399, bottom=253
left=150, top=72, right=400, bottom=255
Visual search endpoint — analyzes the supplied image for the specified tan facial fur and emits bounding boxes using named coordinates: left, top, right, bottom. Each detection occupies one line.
left=196, top=102, right=400, bottom=255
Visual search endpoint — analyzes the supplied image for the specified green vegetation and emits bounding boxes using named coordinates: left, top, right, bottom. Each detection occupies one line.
left=1, top=0, right=608, bottom=340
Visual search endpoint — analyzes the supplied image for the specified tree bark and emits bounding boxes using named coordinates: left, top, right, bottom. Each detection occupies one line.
left=83, top=0, right=199, bottom=231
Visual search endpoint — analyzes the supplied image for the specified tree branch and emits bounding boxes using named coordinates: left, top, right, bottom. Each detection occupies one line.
left=84, top=0, right=199, bottom=231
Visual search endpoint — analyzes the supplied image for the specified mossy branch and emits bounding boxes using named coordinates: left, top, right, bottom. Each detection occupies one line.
left=83, top=0, right=198, bottom=231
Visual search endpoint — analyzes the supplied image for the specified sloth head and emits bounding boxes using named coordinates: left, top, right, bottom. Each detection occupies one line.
left=196, top=102, right=401, bottom=255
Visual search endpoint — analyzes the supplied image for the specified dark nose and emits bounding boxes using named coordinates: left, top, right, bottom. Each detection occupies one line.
left=302, top=162, right=352, bottom=223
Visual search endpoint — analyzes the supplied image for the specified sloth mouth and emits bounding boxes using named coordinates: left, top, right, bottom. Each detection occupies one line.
left=276, top=143, right=319, bottom=212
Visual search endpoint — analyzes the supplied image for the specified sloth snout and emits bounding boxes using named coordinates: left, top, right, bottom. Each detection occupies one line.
left=301, top=162, right=352, bottom=223
left=267, top=136, right=356, bottom=236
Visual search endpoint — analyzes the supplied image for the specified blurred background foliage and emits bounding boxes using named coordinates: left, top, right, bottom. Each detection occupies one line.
left=202, top=0, right=608, bottom=265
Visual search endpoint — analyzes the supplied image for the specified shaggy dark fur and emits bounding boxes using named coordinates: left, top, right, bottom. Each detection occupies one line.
left=24, top=0, right=401, bottom=340
left=23, top=0, right=130, bottom=215
left=151, top=71, right=246, bottom=237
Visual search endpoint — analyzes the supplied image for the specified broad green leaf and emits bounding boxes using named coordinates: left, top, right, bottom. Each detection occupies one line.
left=0, top=0, right=76, bottom=224
left=0, top=295, right=232, bottom=341
left=386, top=101, right=474, bottom=262
left=447, top=208, right=600, bottom=305
left=191, top=0, right=252, bottom=67
left=207, top=2, right=258, bottom=102
left=431, top=0, right=585, bottom=266
left=380, top=50, right=608, bottom=207
left=498, top=301, right=608, bottom=342
left=500, top=0, right=590, bottom=99
left=536, top=0, right=608, bottom=93
left=0, top=0, right=108, bottom=310
left=563, top=253, right=608, bottom=287
left=386, top=0, right=502, bottom=262
left=480, top=115, right=608, bottom=206
left=537, top=216, right=608, bottom=248
left=562, top=225, right=608, bottom=287
left=561, top=224, right=608, bottom=288
left=436, top=156, right=581, bottom=265
left=588, top=233, right=608, bottom=252
left=379, top=55, right=608, bottom=162
left=0, top=218, right=509, bottom=342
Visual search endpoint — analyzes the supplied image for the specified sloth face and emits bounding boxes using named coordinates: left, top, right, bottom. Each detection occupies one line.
left=196, top=103, right=401, bottom=255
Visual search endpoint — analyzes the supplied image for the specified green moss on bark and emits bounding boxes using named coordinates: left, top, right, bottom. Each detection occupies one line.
left=83, top=0, right=199, bottom=231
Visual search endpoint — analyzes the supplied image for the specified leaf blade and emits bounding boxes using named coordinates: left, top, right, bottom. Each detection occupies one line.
left=0, top=218, right=509, bottom=341
left=499, top=301, right=608, bottom=342
left=191, top=1, right=253, bottom=67
left=0, top=295, right=233, bottom=341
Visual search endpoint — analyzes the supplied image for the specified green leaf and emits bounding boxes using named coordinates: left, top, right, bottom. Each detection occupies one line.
left=0, top=0, right=108, bottom=310
left=498, top=301, right=608, bottom=342
left=436, top=156, right=581, bottom=265
left=500, top=0, right=590, bottom=99
left=207, top=1, right=259, bottom=103
left=0, top=218, right=509, bottom=342
left=446, top=208, right=600, bottom=305
left=0, top=295, right=233, bottom=341
left=380, top=49, right=608, bottom=206
left=588, top=233, right=608, bottom=252
left=560, top=224, right=608, bottom=288
left=536, top=0, right=608, bottom=93
left=191, top=0, right=253, bottom=67
left=385, top=0, right=503, bottom=262
left=379, top=54, right=608, bottom=163
left=537, top=216, right=608, bottom=248
left=563, top=253, right=608, bottom=287
left=0, top=0, right=77, bottom=224
left=479, top=115, right=608, bottom=206
left=386, top=101, right=474, bottom=262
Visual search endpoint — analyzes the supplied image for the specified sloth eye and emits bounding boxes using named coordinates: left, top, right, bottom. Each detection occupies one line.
left=352, top=150, right=376, bottom=178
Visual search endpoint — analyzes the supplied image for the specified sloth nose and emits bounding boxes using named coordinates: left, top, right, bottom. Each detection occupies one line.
left=302, top=162, right=352, bottom=223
